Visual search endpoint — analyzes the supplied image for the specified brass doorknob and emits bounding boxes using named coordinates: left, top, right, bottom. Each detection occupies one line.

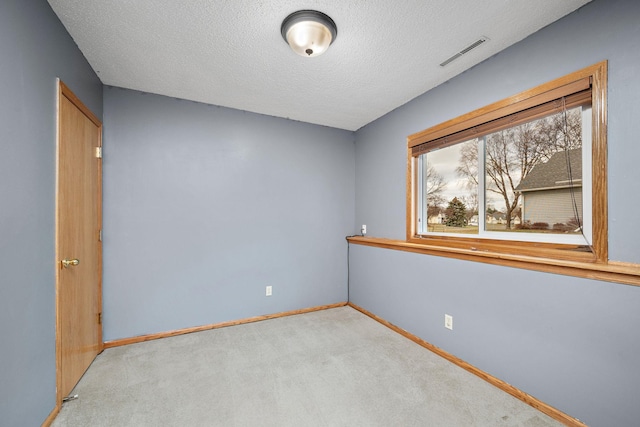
left=61, top=259, right=80, bottom=268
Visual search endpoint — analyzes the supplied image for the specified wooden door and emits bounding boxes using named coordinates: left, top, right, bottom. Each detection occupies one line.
left=56, top=80, right=103, bottom=403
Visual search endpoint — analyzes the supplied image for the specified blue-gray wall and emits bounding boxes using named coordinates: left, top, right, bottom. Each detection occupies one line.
left=3, top=0, right=639, bottom=425
left=352, top=0, right=640, bottom=426
left=0, top=0, right=103, bottom=425
left=102, top=87, right=355, bottom=341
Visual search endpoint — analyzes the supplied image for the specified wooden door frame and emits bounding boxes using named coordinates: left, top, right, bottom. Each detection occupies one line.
left=54, top=79, right=103, bottom=408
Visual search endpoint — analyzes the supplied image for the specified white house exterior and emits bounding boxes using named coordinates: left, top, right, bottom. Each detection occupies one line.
left=515, top=148, right=582, bottom=227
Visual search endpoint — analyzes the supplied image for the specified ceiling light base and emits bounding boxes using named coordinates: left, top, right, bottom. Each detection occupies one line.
left=281, top=10, right=337, bottom=58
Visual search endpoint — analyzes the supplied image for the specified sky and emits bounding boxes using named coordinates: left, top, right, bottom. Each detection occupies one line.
left=425, top=139, right=509, bottom=212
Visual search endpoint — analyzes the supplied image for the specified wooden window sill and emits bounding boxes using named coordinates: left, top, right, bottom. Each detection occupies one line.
left=347, top=236, right=640, bottom=287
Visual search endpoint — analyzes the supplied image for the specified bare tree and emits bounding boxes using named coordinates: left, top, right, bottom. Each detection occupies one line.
left=426, top=163, right=446, bottom=198
left=455, top=140, right=480, bottom=217
left=483, top=124, right=544, bottom=228
left=535, top=108, right=582, bottom=158
left=460, top=193, right=478, bottom=219
left=425, top=162, right=446, bottom=219
left=456, top=108, right=582, bottom=229
left=456, top=140, right=479, bottom=189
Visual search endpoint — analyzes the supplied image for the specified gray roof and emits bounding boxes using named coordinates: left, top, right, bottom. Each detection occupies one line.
left=516, top=148, right=582, bottom=192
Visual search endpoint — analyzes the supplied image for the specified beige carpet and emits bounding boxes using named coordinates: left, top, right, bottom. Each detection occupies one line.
left=52, top=307, right=563, bottom=426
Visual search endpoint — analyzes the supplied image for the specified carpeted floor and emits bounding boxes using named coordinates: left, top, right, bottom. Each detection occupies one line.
left=52, top=306, right=563, bottom=426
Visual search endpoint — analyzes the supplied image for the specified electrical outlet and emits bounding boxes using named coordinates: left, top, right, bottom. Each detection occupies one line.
left=444, top=314, right=453, bottom=330
left=361, top=224, right=367, bottom=235
left=265, top=286, right=272, bottom=296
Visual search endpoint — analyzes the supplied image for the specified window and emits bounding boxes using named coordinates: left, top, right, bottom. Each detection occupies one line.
left=407, top=62, right=607, bottom=263
left=417, top=104, right=591, bottom=243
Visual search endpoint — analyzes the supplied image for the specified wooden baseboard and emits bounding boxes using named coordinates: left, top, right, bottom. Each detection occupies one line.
left=104, top=302, right=348, bottom=349
left=347, top=302, right=587, bottom=427
left=41, top=405, right=59, bottom=427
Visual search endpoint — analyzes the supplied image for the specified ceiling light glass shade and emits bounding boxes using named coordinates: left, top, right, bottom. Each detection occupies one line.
left=281, top=10, right=337, bottom=57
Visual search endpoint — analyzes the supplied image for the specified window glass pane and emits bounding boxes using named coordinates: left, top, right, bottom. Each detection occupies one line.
left=483, top=106, right=583, bottom=235
left=421, top=139, right=478, bottom=234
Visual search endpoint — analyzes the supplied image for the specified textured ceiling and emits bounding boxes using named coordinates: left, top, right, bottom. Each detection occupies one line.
left=47, top=0, right=591, bottom=131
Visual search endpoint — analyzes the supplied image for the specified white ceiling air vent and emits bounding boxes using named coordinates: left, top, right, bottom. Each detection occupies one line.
left=439, top=37, right=489, bottom=67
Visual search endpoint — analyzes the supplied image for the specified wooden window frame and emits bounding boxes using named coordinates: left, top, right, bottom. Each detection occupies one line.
left=406, top=61, right=608, bottom=265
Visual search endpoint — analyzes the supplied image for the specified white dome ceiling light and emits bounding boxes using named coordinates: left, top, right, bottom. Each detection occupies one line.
left=281, top=10, right=337, bottom=58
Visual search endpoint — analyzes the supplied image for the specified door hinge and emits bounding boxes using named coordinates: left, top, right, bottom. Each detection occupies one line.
left=95, top=146, right=102, bottom=159
left=99, top=229, right=102, bottom=242
left=98, top=312, right=102, bottom=325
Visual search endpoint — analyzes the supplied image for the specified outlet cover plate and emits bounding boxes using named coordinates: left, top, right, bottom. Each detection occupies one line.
left=445, top=314, right=453, bottom=330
